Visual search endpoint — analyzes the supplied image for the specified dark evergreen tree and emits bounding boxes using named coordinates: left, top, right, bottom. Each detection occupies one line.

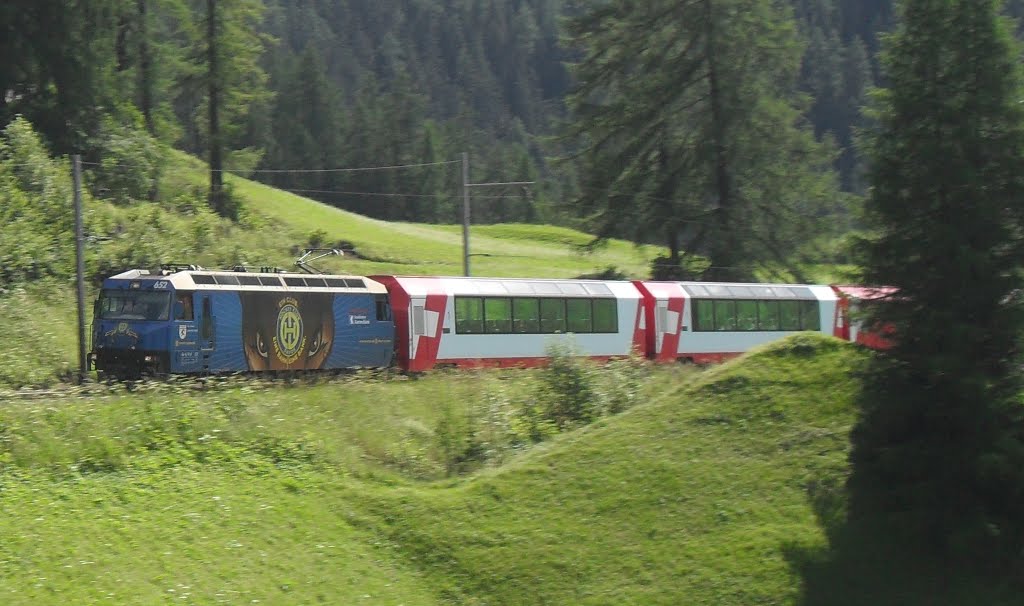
left=178, top=0, right=269, bottom=216
left=850, top=0, right=1024, bottom=566
left=0, top=0, right=124, bottom=153
left=565, top=0, right=839, bottom=280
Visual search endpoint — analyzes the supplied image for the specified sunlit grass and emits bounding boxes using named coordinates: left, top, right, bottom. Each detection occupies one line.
left=0, top=336, right=1012, bottom=604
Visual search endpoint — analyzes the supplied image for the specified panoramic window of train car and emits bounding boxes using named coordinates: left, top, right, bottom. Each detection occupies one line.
left=736, top=300, right=758, bottom=330
left=779, top=301, right=801, bottom=330
left=455, top=297, right=484, bottom=334
left=455, top=296, right=617, bottom=335
left=566, top=299, right=593, bottom=333
left=98, top=290, right=172, bottom=321
left=592, top=299, right=618, bottom=333
left=714, top=300, right=737, bottom=331
left=540, top=298, right=567, bottom=333
left=513, top=298, right=540, bottom=333
left=801, top=300, right=821, bottom=329
left=484, top=298, right=512, bottom=333
left=692, top=298, right=819, bottom=332
left=758, top=301, right=780, bottom=330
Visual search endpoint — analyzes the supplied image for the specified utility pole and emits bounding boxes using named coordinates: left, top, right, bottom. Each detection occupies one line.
left=462, top=152, right=471, bottom=277
left=73, top=154, right=87, bottom=383
left=460, top=152, right=534, bottom=277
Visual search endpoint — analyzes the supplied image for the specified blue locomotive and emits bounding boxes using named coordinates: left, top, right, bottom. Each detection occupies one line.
left=89, top=262, right=395, bottom=379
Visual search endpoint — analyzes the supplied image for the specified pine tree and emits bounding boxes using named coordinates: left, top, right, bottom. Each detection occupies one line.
left=851, top=0, right=1024, bottom=566
left=564, top=0, right=838, bottom=280
left=187, top=0, right=269, bottom=217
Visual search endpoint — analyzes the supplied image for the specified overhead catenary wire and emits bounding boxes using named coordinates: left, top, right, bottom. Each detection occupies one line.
left=25, top=158, right=731, bottom=231
left=279, top=187, right=528, bottom=200
left=79, top=158, right=462, bottom=173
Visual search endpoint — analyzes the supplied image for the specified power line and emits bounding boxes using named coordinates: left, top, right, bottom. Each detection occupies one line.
left=280, top=187, right=528, bottom=200
left=79, top=158, right=461, bottom=173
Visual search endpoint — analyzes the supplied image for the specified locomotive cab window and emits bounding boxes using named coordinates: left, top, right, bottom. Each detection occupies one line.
left=98, top=289, right=172, bottom=321
left=174, top=292, right=194, bottom=320
left=375, top=295, right=392, bottom=321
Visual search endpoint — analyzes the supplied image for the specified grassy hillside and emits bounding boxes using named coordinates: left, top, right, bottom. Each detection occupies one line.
left=168, top=151, right=661, bottom=278
left=1, top=149, right=661, bottom=388
left=0, top=335, right=1014, bottom=604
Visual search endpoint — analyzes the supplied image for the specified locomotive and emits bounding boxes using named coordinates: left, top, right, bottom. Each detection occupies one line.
left=89, top=259, right=884, bottom=380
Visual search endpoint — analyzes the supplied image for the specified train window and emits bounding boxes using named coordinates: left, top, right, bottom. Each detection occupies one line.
left=593, top=299, right=618, bottom=333
left=455, top=297, right=484, bottom=334
left=758, top=301, right=780, bottom=331
left=566, top=299, right=593, bottom=333
left=693, top=300, right=714, bottom=331
left=325, top=278, right=347, bottom=287
left=174, top=293, right=194, bottom=320
left=512, top=298, right=540, bottom=333
left=736, top=300, right=758, bottom=331
left=540, top=298, right=566, bottom=333
left=305, top=277, right=328, bottom=287
left=801, top=300, right=820, bottom=330
left=201, top=297, right=213, bottom=340
left=192, top=274, right=215, bottom=285
left=584, top=283, right=613, bottom=296
left=714, top=300, right=737, bottom=331
left=375, top=295, right=391, bottom=321
left=258, top=276, right=282, bottom=286
left=237, top=275, right=260, bottom=286
left=484, top=298, right=512, bottom=333
left=214, top=274, right=239, bottom=285
left=284, top=277, right=307, bottom=287
left=779, top=301, right=801, bottom=330
left=344, top=279, right=366, bottom=288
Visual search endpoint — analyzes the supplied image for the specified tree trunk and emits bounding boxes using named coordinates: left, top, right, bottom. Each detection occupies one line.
left=137, top=0, right=154, bottom=136
left=207, top=0, right=225, bottom=216
left=704, top=0, right=740, bottom=282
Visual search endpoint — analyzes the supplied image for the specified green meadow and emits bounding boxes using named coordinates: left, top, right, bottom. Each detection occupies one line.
left=0, top=336, right=1014, bottom=604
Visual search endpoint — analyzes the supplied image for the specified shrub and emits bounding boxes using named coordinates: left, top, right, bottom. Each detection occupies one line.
left=88, top=117, right=165, bottom=204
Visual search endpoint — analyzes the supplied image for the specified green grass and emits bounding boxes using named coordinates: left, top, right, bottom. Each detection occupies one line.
left=0, top=335, right=1015, bottom=604
left=167, top=150, right=659, bottom=279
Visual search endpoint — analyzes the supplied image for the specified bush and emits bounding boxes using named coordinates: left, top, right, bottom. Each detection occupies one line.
left=0, top=118, right=77, bottom=285
left=88, top=117, right=165, bottom=204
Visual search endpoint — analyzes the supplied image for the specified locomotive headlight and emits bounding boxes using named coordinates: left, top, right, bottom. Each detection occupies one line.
left=144, top=355, right=155, bottom=362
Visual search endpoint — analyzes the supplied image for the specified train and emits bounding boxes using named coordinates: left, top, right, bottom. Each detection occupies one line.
left=88, top=261, right=887, bottom=380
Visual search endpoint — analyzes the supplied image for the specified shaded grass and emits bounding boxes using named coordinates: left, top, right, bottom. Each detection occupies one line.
left=349, top=335, right=1019, bottom=605
left=0, top=336, right=1016, bottom=604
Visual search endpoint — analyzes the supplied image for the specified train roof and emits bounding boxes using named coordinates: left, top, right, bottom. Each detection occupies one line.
left=372, top=275, right=640, bottom=298
left=104, top=268, right=388, bottom=294
left=832, top=285, right=895, bottom=300
left=637, top=280, right=837, bottom=301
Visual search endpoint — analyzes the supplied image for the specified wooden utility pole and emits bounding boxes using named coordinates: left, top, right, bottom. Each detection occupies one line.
left=73, top=154, right=88, bottom=383
left=460, top=152, right=533, bottom=277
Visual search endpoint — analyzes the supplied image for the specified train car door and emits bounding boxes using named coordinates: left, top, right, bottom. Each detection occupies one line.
left=409, top=298, right=426, bottom=361
left=654, top=299, right=669, bottom=356
left=198, top=295, right=216, bottom=369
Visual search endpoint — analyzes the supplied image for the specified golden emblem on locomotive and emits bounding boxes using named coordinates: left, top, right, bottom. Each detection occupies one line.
left=273, top=297, right=306, bottom=364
